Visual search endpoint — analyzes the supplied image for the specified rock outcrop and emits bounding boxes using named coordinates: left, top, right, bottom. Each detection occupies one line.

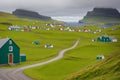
left=80, top=8, right=120, bottom=23
left=86, top=8, right=120, bottom=18
left=12, top=9, right=52, bottom=20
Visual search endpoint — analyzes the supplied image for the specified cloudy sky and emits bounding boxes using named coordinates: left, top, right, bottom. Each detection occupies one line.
left=0, top=0, right=120, bottom=22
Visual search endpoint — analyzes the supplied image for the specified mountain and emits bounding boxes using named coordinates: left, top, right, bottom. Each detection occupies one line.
left=0, top=11, right=16, bottom=18
left=12, top=9, right=52, bottom=20
left=86, top=8, right=120, bottom=18
left=0, top=11, right=18, bottom=26
left=80, top=8, right=120, bottom=24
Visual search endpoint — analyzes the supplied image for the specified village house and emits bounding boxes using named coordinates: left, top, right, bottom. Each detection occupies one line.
left=109, top=36, right=118, bottom=42
left=45, top=44, right=54, bottom=48
left=97, top=35, right=117, bottom=42
left=76, top=29, right=81, bottom=32
left=58, top=28, right=63, bottom=31
left=8, top=25, right=31, bottom=32
left=46, top=28, right=50, bottom=30
left=69, top=29, right=74, bottom=32
left=32, top=41, right=40, bottom=45
left=8, top=26, right=21, bottom=31
left=31, top=26, right=36, bottom=29
left=50, top=24, right=55, bottom=28
left=96, top=55, right=105, bottom=60
left=0, top=38, right=26, bottom=65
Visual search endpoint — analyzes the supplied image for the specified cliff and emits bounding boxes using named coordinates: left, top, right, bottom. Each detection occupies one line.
left=86, top=8, right=120, bottom=18
left=12, top=9, right=52, bottom=20
left=81, top=8, right=120, bottom=23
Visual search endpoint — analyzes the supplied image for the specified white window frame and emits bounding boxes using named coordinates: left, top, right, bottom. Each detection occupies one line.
left=9, top=46, right=13, bottom=52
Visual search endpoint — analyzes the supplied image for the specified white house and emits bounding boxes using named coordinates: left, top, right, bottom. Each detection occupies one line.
left=46, top=28, right=50, bottom=30
left=110, top=36, right=118, bottom=42
left=76, top=29, right=81, bottom=32
left=31, top=26, right=36, bottom=29
left=45, top=44, right=54, bottom=48
left=50, top=24, right=55, bottom=28
left=8, top=26, right=21, bottom=31
left=69, top=29, right=74, bottom=32
left=96, top=55, right=105, bottom=60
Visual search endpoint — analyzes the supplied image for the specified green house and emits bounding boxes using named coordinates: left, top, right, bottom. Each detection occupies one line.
left=32, top=41, right=40, bottom=45
left=97, top=35, right=112, bottom=42
left=0, top=38, right=20, bottom=65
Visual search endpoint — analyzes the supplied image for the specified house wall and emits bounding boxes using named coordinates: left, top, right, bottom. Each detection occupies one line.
left=0, top=39, right=20, bottom=64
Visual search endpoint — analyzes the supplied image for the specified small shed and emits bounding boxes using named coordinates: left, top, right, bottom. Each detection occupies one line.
left=92, top=39, right=95, bottom=42
left=69, top=29, right=74, bottom=32
left=20, top=54, right=26, bottom=62
left=23, top=27, right=30, bottom=32
left=58, top=28, right=63, bottom=31
left=109, top=36, right=117, bottom=42
left=96, top=55, right=105, bottom=60
left=32, top=41, right=40, bottom=45
left=45, top=44, right=53, bottom=48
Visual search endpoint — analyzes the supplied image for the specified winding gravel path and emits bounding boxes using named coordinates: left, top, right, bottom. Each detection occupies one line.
left=0, top=39, right=79, bottom=80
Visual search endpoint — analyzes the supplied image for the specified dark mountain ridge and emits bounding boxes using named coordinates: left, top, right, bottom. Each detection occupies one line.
left=86, top=8, right=120, bottom=18
left=12, top=9, right=52, bottom=20
left=80, top=8, right=120, bottom=23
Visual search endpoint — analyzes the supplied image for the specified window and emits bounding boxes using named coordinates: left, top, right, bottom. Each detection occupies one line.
left=9, top=46, right=13, bottom=52
left=9, top=40, right=12, bottom=44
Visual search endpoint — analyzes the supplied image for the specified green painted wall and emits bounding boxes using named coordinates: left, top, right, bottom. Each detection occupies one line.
left=20, top=55, right=26, bottom=62
left=0, top=39, right=20, bottom=64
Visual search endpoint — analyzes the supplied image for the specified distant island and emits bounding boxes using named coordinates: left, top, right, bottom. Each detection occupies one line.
left=80, top=8, right=120, bottom=24
left=12, top=9, right=52, bottom=20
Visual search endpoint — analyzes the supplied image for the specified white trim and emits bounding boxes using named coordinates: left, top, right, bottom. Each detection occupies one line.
left=9, top=46, right=13, bottom=52
left=9, top=40, right=12, bottom=44
left=8, top=53, right=13, bottom=64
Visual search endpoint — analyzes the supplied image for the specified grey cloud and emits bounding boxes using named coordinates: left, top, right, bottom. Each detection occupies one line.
left=0, top=0, right=120, bottom=16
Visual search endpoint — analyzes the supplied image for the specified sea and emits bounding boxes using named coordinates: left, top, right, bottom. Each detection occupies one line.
left=64, top=22, right=85, bottom=27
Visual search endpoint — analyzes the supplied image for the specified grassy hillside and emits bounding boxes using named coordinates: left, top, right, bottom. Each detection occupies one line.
left=0, top=11, right=120, bottom=80
left=0, top=12, right=67, bottom=67
left=65, top=26, right=120, bottom=80
left=66, top=51, right=120, bottom=80
left=24, top=26, right=120, bottom=80
left=24, top=39, right=120, bottom=80
left=0, top=11, right=57, bottom=26
left=0, top=25, right=81, bottom=67
left=0, top=11, right=16, bottom=18
left=81, top=16, right=120, bottom=24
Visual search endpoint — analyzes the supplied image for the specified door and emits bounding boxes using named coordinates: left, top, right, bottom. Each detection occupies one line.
left=8, top=54, right=13, bottom=64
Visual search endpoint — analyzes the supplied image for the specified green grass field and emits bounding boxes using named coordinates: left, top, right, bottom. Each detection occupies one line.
left=0, top=12, right=120, bottom=80
left=24, top=37, right=120, bottom=80
left=66, top=50, right=120, bottom=80
left=82, top=16, right=120, bottom=24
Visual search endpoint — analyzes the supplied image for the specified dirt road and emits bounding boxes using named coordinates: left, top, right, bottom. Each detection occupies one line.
left=0, top=39, right=79, bottom=80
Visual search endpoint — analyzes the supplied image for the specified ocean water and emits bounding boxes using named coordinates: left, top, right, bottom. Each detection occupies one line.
left=64, top=22, right=85, bottom=27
